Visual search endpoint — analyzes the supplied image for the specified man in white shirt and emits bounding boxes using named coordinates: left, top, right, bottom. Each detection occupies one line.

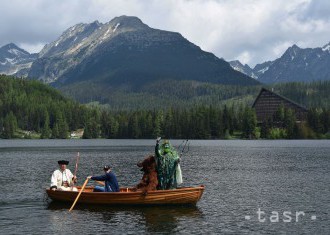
left=50, top=160, right=78, bottom=191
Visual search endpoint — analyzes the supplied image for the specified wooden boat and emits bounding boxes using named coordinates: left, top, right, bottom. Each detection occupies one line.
left=46, top=185, right=204, bottom=205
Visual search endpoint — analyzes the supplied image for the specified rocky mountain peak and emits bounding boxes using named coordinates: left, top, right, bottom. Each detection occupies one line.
left=255, top=43, right=330, bottom=83
left=0, top=43, right=30, bottom=59
left=283, top=44, right=301, bottom=60
left=27, top=15, right=257, bottom=87
left=109, top=15, right=149, bottom=30
left=0, top=43, right=37, bottom=76
left=229, top=60, right=256, bottom=78
left=38, top=16, right=150, bottom=60
left=2, top=43, right=20, bottom=50
left=39, top=20, right=103, bottom=58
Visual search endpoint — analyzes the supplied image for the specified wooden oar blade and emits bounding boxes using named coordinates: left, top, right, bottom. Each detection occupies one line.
left=69, top=178, right=89, bottom=212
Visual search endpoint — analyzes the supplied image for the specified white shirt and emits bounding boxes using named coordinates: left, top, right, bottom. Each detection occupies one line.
left=50, top=169, right=74, bottom=188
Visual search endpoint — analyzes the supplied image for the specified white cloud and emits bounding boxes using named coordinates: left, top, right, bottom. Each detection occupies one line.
left=237, top=51, right=252, bottom=65
left=1, top=0, right=330, bottom=66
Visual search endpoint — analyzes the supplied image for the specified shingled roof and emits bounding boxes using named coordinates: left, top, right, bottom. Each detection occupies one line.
left=252, top=88, right=308, bottom=122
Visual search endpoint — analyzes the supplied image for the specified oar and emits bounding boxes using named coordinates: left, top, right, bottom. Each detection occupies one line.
left=73, top=152, right=80, bottom=177
left=71, top=152, right=80, bottom=190
left=69, top=178, right=89, bottom=212
left=96, top=180, right=105, bottom=186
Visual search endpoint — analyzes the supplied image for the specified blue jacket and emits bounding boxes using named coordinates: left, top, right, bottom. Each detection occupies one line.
left=91, top=172, right=120, bottom=192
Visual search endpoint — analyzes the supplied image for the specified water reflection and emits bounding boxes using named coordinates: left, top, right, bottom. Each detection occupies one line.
left=47, top=201, right=203, bottom=233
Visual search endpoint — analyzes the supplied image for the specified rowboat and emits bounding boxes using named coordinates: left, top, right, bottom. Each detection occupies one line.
left=46, top=185, right=204, bottom=205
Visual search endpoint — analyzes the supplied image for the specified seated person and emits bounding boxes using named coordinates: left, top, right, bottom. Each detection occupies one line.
left=50, top=160, right=78, bottom=191
left=87, top=165, right=119, bottom=192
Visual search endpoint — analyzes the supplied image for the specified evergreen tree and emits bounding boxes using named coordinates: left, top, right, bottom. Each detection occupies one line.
left=242, top=107, right=257, bottom=139
left=109, top=117, right=119, bottom=138
left=83, top=120, right=99, bottom=139
left=2, top=112, right=17, bottom=138
left=153, top=111, right=163, bottom=138
left=58, top=118, right=69, bottom=139
left=128, top=113, right=141, bottom=139
left=51, top=123, right=59, bottom=139
left=40, top=115, right=51, bottom=139
left=283, top=108, right=296, bottom=139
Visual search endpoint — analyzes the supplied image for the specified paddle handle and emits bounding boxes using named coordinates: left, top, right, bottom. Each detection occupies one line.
left=71, top=152, right=80, bottom=189
left=69, top=178, right=89, bottom=212
left=96, top=180, right=105, bottom=186
left=73, top=152, right=80, bottom=176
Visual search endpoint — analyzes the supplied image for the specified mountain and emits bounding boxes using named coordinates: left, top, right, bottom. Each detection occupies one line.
left=230, top=42, right=330, bottom=84
left=252, top=61, right=274, bottom=79
left=0, top=43, right=37, bottom=77
left=229, top=60, right=257, bottom=79
left=229, top=60, right=274, bottom=81
left=28, top=16, right=258, bottom=92
left=258, top=43, right=330, bottom=83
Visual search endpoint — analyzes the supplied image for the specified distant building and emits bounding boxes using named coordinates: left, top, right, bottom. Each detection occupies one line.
left=252, top=88, right=308, bottom=123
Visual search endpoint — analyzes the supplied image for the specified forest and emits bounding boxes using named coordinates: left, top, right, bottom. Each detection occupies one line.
left=0, top=75, right=329, bottom=139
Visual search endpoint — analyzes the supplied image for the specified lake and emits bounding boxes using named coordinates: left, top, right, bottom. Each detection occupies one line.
left=0, top=139, right=329, bottom=234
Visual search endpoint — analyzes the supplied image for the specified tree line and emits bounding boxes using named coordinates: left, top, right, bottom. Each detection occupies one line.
left=87, top=105, right=329, bottom=139
left=259, top=104, right=330, bottom=139
left=0, top=75, right=329, bottom=139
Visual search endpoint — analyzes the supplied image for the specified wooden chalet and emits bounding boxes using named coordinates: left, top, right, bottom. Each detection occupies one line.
left=252, top=88, right=308, bottom=123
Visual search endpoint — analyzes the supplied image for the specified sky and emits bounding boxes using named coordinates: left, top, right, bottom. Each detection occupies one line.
left=1, top=0, right=330, bottom=67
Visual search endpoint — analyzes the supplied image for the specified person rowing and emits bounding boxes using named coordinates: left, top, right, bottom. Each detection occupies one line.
left=87, top=165, right=120, bottom=192
left=50, top=160, right=78, bottom=191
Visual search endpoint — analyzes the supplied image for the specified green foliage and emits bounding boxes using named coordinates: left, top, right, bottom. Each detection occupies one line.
left=0, top=75, right=93, bottom=139
left=241, top=107, right=257, bottom=139
left=60, top=80, right=262, bottom=111
left=268, top=128, right=287, bottom=139
left=40, top=114, right=51, bottom=139
left=1, top=111, right=17, bottom=138
left=1, top=75, right=330, bottom=139
left=270, top=81, right=330, bottom=109
left=97, top=105, right=257, bottom=139
left=254, top=127, right=261, bottom=139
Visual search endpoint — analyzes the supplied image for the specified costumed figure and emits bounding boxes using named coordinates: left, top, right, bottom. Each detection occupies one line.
left=87, top=165, right=120, bottom=192
left=50, top=160, right=78, bottom=191
left=155, top=138, right=183, bottom=190
left=133, top=155, right=158, bottom=195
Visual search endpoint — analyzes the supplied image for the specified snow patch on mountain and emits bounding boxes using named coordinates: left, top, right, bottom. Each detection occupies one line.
left=102, top=27, right=111, bottom=40
left=113, top=23, right=120, bottom=32
left=322, top=43, right=330, bottom=52
left=257, top=67, right=269, bottom=74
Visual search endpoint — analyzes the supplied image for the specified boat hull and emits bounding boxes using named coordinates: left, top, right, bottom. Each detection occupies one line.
left=46, top=186, right=204, bottom=205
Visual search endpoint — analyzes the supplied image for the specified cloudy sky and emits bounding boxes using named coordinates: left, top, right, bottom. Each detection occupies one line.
left=1, top=0, right=329, bottom=67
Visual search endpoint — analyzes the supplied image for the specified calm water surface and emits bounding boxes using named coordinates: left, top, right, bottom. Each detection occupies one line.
left=0, top=139, right=329, bottom=234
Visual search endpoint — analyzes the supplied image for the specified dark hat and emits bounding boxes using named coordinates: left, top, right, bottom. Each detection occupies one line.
left=103, top=165, right=111, bottom=170
left=58, top=160, right=69, bottom=165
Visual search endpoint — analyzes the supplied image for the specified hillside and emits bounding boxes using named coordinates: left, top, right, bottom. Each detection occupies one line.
left=271, top=81, right=330, bottom=109
left=60, top=79, right=261, bottom=110
left=0, top=75, right=89, bottom=138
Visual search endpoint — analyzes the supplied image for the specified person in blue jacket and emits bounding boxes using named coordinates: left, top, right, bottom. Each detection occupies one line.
left=87, top=165, right=120, bottom=192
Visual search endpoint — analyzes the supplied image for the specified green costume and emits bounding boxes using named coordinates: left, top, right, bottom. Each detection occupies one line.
left=155, top=140, right=180, bottom=190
